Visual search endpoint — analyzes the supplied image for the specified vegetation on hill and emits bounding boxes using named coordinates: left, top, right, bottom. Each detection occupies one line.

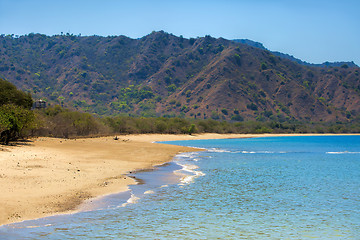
left=1, top=32, right=359, bottom=122
left=0, top=77, right=358, bottom=144
left=232, top=39, right=358, bottom=68
left=0, top=31, right=359, bottom=141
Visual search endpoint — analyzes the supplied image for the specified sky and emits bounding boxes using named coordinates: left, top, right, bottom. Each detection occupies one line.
left=1, top=0, right=359, bottom=65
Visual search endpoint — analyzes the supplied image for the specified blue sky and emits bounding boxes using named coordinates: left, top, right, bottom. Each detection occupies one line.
left=1, top=0, right=359, bottom=65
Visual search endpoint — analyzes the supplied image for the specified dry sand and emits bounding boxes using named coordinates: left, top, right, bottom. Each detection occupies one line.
left=0, top=133, right=356, bottom=226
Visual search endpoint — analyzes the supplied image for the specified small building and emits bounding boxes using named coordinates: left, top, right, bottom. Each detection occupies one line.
left=33, top=99, right=47, bottom=109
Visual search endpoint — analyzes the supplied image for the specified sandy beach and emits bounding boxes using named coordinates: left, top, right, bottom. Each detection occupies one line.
left=0, top=133, right=357, bottom=226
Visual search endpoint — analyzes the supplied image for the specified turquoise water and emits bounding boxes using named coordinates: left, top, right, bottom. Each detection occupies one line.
left=1, top=136, right=359, bottom=239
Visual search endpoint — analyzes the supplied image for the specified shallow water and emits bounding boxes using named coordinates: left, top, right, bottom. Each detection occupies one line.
left=1, top=136, right=359, bottom=239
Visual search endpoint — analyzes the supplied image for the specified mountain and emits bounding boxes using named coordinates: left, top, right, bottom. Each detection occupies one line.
left=232, top=39, right=267, bottom=50
left=1, top=31, right=360, bottom=122
left=233, top=39, right=358, bottom=68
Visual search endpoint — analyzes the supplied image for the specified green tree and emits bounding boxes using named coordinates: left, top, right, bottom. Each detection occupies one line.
left=0, top=79, right=35, bottom=144
left=0, top=104, right=35, bottom=144
left=188, top=124, right=197, bottom=135
left=0, top=78, right=33, bottom=108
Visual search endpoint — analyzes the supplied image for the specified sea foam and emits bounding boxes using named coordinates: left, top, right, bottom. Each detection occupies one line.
left=174, top=163, right=206, bottom=185
left=120, top=193, right=139, bottom=207
left=326, top=151, right=360, bottom=154
left=207, top=148, right=231, bottom=153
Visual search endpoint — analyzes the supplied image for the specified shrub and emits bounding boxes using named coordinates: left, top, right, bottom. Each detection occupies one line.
left=261, top=62, right=267, bottom=70
left=246, top=103, right=258, bottom=111
left=221, top=108, right=228, bottom=115
left=166, top=84, right=176, bottom=93
left=234, top=54, right=241, bottom=66
left=231, top=114, right=244, bottom=121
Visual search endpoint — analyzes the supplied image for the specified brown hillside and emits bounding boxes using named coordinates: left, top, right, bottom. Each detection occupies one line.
left=0, top=31, right=359, bottom=122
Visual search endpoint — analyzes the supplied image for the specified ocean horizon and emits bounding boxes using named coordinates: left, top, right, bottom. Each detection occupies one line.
left=1, top=135, right=359, bottom=239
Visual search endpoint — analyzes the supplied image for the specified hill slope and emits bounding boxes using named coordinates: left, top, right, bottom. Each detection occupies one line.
left=232, top=39, right=359, bottom=68
left=1, top=32, right=359, bottom=122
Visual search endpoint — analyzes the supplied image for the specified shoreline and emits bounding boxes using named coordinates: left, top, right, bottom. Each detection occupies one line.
left=0, top=135, right=198, bottom=226
left=0, top=133, right=358, bottom=226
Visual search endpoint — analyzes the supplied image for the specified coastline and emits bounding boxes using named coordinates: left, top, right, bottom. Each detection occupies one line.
left=0, top=133, right=358, bottom=226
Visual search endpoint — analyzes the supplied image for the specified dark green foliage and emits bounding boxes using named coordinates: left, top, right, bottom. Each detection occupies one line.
left=188, top=124, right=197, bottom=135
left=0, top=104, right=35, bottom=144
left=262, top=110, right=273, bottom=118
left=247, top=103, right=258, bottom=111
left=261, top=62, right=268, bottom=70
left=221, top=108, right=228, bottom=115
left=0, top=79, right=35, bottom=144
left=180, top=105, right=188, bottom=112
left=231, top=114, right=244, bottom=121
left=211, top=111, right=220, bottom=120
left=269, top=54, right=277, bottom=65
left=118, top=85, right=155, bottom=104
left=0, top=79, right=33, bottom=109
left=166, top=84, right=177, bottom=93
left=234, top=54, right=241, bottom=66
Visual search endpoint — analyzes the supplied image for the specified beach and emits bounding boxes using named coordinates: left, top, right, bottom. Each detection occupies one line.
left=0, top=133, right=357, bottom=226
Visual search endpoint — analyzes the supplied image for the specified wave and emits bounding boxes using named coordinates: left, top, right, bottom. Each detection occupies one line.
left=144, top=190, right=155, bottom=195
left=207, top=148, right=232, bottom=153
left=207, top=148, right=286, bottom=154
left=326, top=151, right=360, bottom=154
left=237, top=150, right=257, bottom=154
left=25, top=224, right=52, bottom=229
left=119, top=193, right=139, bottom=207
left=174, top=163, right=206, bottom=186
left=174, top=152, right=200, bottom=160
left=207, top=148, right=359, bottom=155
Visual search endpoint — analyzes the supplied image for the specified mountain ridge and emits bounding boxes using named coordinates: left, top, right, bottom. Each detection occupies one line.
left=232, top=39, right=358, bottom=68
left=0, top=31, right=359, bottom=122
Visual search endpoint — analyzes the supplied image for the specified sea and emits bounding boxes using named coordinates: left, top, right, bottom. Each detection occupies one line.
left=0, top=135, right=359, bottom=239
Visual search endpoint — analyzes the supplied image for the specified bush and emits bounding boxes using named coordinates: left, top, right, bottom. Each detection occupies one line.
left=247, top=103, right=258, bottom=111
left=234, top=54, right=241, bottom=66
left=221, top=108, right=228, bottom=115
left=35, top=106, right=107, bottom=138
left=261, top=62, right=267, bottom=70
left=231, top=114, right=244, bottom=121
left=167, top=84, right=177, bottom=93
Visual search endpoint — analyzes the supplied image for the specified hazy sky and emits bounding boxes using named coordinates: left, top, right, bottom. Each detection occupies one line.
left=1, top=0, right=359, bottom=65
